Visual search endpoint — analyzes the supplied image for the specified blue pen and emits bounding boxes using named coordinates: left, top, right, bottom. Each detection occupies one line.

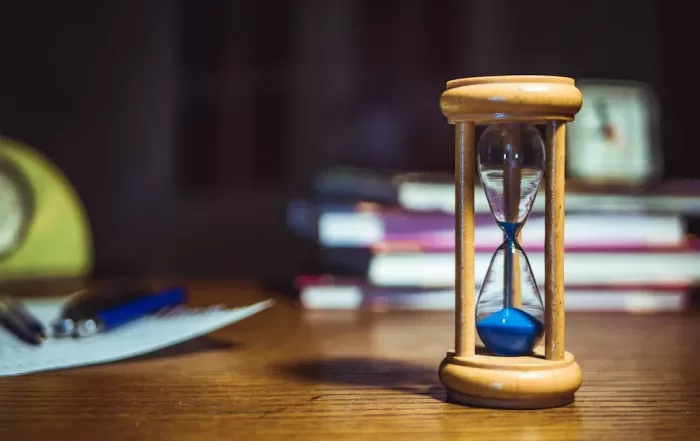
left=73, top=287, right=187, bottom=337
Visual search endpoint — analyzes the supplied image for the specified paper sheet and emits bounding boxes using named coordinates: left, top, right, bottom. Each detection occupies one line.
left=0, top=298, right=273, bottom=376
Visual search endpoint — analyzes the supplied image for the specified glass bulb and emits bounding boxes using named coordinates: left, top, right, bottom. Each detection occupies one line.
left=477, top=123, right=545, bottom=227
left=474, top=123, right=546, bottom=357
left=475, top=243, right=545, bottom=356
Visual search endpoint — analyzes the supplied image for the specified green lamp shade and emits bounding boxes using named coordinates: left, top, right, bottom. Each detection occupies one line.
left=0, top=136, right=92, bottom=281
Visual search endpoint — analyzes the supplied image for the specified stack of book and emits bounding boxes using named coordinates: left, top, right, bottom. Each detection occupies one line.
left=287, top=167, right=700, bottom=313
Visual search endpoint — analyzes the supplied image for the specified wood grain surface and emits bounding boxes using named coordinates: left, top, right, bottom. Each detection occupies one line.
left=1, top=280, right=700, bottom=441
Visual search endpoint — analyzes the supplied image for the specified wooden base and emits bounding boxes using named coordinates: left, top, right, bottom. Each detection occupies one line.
left=445, top=388, right=574, bottom=409
left=438, top=347, right=582, bottom=409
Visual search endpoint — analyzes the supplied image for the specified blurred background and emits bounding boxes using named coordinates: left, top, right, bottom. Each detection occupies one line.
left=0, top=0, right=698, bottom=311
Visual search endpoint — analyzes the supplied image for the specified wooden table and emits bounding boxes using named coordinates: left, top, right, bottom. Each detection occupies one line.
left=1, top=280, right=700, bottom=440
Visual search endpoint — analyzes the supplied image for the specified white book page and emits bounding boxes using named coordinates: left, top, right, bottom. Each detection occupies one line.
left=0, top=298, right=273, bottom=376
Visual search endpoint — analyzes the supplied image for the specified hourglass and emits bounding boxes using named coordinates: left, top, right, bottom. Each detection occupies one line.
left=437, top=75, right=583, bottom=409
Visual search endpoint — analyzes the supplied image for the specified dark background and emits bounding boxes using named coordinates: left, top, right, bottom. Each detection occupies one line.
left=0, top=0, right=694, bottom=280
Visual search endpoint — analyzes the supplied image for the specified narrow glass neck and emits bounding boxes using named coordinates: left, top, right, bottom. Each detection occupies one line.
left=498, top=221, right=522, bottom=244
left=499, top=222, right=522, bottom=311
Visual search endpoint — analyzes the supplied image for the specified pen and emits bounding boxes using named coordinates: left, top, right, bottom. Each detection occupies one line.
left=52, top=285, right=154, bottom=337
left=3, top=296, right=46, bottom=338
left=0, top=297, right=45, bottom=345
left=73, top=286, right=187, bottom=337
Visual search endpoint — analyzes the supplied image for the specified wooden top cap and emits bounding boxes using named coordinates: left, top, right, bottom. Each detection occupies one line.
left=440, top=75, right=582, bottom=124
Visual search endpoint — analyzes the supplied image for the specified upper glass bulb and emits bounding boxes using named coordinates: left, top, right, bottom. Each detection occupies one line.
left=477, top=123, right=545, bottom=227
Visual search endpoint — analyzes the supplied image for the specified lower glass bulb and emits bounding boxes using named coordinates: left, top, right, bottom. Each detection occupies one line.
left=475, top=234, right=545, bottom=356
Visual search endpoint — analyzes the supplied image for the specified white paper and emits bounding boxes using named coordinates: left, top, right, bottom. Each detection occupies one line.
left=0, top=298, right=274, bottom=376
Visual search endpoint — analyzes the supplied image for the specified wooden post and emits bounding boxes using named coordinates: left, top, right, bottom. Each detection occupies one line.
left=503, top=124, right=523, bottom=309
left=455, top=121, right=475, bottom=358
left=513, top=230, right=522, bottom=308
left=544, top=121, right=566, bottom=361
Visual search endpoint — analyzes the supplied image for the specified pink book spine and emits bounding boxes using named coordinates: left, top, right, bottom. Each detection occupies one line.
left=372, top=236, right=700, bottom=253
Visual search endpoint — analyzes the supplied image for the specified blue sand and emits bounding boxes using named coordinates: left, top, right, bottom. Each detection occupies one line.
left=476, top=307, right=544, bottom=356
left=498, top=221, right=520, bottom=242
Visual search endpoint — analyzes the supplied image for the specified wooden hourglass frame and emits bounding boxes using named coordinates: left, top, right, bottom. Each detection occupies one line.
left=437, top=75, right=583, bottom=409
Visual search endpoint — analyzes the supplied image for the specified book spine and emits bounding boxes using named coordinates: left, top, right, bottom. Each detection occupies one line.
left=300, top=288, right=691, bottom=313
